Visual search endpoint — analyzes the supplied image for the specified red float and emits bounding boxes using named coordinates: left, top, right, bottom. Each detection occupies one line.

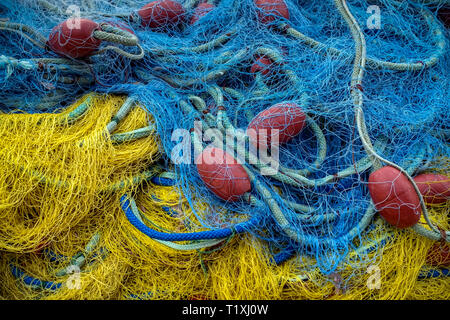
left=413, top=173, right=450, bottom=205
left=47, top=18, right=102, bottom=59
left=191, top=3, right=215, bottom=24
left=368, top=166, right=421, bottom=228
left=247, top=102, right=306, bottom=148
left=138, top=0, right=186, bottom=29
left=250, top=55, right=273, bottom=76
left=254, top=0, right=290, bottom=24
left=196, top=147, right=251, bottom=202
left=426, top=242, right=450, bottom=267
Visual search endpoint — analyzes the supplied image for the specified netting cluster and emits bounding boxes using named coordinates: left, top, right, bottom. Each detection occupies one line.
left=0, top=0, right=448, bottom=299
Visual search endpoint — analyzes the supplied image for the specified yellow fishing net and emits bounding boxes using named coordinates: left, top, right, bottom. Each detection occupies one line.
left=0, top=94, right=448, bottom=300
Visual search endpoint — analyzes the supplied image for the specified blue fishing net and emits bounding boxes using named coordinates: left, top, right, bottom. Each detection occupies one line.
left=0, top=0, right=448, bottom=275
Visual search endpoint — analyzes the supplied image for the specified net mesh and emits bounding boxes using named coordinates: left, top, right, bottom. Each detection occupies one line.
left=0, top=0, right=448, bottom=300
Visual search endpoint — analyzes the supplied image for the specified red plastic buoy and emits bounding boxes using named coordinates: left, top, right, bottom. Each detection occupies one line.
left=138, top=0, right=186, bottom=29
left=250, top=55, right=273, bottom=76
left=47, top=18, right=102, bottom=58
left=247, top=102, right=306, bottom=148
left=368, top=166, right=421, bottom=228
left=254, top=0, right=290, bottom=24
left=413, top=173, right=450, bottom=205
left=426, top=242, right=450, bottom=267
left=191, top=3, right=215, bottom=24
left=196, top=147, right=251, bottom=202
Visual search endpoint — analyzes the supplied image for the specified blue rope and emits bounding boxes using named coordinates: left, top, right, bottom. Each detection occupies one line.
left=418, top=268, right=450, bottom=279
left=150, top=176, right=177, bottom=186
left=120, top=194, right=259, bottom=241
left=162, top=206, right=180, bottom=217
left=9, top=264, right=62, bottom=291
left=43, top=249, right=68, bottom=263
left=126, top=292, right=155, bottom=300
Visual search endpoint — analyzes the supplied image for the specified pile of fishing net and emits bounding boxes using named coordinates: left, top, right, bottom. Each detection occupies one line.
left=0, top=0, right=448, bottom=300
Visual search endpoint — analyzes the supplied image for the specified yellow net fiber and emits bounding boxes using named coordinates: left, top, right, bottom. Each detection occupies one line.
left=0, top=93, right=159, bottom=253
left=0, top=94, right=448, bottom=300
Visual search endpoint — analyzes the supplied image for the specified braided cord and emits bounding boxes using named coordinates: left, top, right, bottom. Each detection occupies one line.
left=121, top=195, right=259, bottom=241
left=0, top=21, right=47, bottom=49
left=334, top=0, right=449, bottom=242
left=281, top=1, right=445, bottom=71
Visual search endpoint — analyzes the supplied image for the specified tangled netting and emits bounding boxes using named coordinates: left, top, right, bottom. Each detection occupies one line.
left=0, top=0, right=449, bottom=300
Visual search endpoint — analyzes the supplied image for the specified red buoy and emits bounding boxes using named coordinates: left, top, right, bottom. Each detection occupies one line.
left=138, top=0, right=185, bottom=29
left=191, top=3, right=215, bottom=24
left=368, top=166, right=421, bottom=228
left=196, top=147, right=251, bottom=202
left=47, top=18, right=102, bottom=59
left=254, top=0, right=290, bottom=24
left=250, top=55, right=273, bottom=76
left=426, top=242, right=450, bottom=267
left=247, top=102, right=306, bottom=148
left=413, top=173, right=450, bottom=205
